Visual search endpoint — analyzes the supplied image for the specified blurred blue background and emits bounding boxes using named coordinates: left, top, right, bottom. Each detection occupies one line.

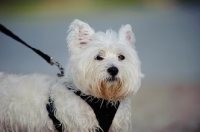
left=0, top=0, right=200, bottom=132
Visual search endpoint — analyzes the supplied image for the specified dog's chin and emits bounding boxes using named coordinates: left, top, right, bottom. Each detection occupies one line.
left=90, top=78, right=126, bottom=101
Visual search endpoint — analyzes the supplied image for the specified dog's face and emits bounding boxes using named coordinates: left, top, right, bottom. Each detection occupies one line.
left=66, top=19, right=143, bottom=101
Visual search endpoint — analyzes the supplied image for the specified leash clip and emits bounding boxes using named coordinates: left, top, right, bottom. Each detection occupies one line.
left=50, top=57, right=65, bottom=77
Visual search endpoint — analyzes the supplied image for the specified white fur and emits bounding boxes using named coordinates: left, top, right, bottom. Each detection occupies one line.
left=0, top=19, right=143, bottom=132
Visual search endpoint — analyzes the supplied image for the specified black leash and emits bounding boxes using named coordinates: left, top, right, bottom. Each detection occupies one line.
left=0, top=23, right=64, bottom=77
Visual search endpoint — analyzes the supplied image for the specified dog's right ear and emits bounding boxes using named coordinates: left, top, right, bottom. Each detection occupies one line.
left=118, top=24, right=136, bottom=45
left=67, top=19, right=94, bottom=54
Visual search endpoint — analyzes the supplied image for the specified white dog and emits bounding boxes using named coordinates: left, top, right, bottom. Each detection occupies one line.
left=0, top=19, right=143, bottom=132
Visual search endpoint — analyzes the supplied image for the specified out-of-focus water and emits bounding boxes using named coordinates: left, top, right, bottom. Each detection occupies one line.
left=1, top=5, right=200, bottom=83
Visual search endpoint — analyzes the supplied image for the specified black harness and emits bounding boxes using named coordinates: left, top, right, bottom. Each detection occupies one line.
left=0, top=24, right=120, bottom=132
left=46, top=87, right=120, bottom=132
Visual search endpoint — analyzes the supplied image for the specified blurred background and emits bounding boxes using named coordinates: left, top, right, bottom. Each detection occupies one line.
left=0, top=0, right=200, bottom=131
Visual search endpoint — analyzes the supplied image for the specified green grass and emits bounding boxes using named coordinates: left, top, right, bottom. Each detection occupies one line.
left=0, top=0, right=142, bottom=15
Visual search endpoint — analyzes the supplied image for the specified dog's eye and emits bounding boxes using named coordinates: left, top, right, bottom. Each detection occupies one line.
left=95, top=55, right=104, bottom=61
left=118, top=55, right=125, bottom=61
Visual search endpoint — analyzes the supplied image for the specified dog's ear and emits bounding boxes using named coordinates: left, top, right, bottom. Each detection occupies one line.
left=67, top=19, right=94, bottom=54
left=118, top=24, right=136, bottom=45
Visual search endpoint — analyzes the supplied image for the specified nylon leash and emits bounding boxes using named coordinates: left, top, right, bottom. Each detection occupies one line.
left=0, top=23, right=64, bottom=77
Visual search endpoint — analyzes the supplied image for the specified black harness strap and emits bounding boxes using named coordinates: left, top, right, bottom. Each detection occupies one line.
left=74, top=90, right=120, bottom=132
left=46, top=97, right=63, bottom=132
left=47, top=88, right=120, bottom=132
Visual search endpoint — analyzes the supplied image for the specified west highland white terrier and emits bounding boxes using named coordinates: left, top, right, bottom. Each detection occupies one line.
left=0, top=19, right=143, bottom=132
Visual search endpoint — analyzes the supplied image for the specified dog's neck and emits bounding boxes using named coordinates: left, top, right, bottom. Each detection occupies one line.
left=46, top=84, right=120, bottom=132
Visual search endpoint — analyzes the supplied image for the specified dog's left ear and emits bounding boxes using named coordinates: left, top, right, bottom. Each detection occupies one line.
left=67, top=19, right=94, bottom=54
left=118, top=24, right=136, bottom=45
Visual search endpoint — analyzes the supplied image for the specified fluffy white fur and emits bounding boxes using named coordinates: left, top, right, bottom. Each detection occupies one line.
left=0, top=19, right=143, bottom=132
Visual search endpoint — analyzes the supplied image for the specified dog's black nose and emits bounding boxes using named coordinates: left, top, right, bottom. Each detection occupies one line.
left=107, top=66, right=118, bottom=76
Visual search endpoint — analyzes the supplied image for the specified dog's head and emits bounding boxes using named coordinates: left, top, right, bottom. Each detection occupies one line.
left=66, top=19, right=143, bottom=101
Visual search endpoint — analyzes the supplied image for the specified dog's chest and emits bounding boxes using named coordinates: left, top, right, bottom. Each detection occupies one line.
left=51, top=87, right=99, bottom=131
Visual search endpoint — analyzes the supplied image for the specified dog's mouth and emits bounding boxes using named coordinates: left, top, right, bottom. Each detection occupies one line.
left=106, top=77, right=118, bottom=82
